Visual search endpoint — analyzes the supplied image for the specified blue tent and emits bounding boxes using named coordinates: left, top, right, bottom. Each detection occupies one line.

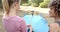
left=24, top=15, right=49, bottom=32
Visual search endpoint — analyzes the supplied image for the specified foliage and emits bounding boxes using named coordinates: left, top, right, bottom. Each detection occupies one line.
left=39, top=0, right=50, bottom=8
left=28, top=0, right=44, bottom=7
left=0, top=0, right=3, bottom=8
left=21, top=0, right=28, bottom=5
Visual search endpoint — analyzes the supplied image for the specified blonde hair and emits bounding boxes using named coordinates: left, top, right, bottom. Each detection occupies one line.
left=2, top=0, right=9, bottom=15
left=2, top=0, right=21, bottom=15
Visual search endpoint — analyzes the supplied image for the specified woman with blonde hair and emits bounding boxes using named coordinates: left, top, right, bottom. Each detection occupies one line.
left=2, top=0, right=27, bottom=32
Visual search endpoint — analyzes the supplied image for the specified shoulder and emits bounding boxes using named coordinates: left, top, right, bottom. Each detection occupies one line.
left=16, top=16, right=25, bottom=22
left=49, top=23, right=59, bottom=29
left=16, top=16, right=24, bottom=21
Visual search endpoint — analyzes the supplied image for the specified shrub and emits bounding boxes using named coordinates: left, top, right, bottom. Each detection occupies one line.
left=28, top=0, right=44, bottom=7
left=39, top=2, right=48, bottom=8
left=21, top=0, right=28, bottom=5
left=21, top=3, right=30, bottom=6
left=39, top=0, right=50, bottom=8
left=0, top=0, right=3, bottom=8
left=31, top=3, right=38, bottom=7
left=44, top=0, right=50, bottom=3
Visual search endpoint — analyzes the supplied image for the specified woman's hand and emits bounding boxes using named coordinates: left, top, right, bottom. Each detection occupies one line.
left=27, top=25, right=33, bottom=32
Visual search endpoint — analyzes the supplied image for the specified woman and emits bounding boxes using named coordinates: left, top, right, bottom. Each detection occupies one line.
left=49, top=0, right=60, bottom=32
left=2, top=0, right=27, bottom=32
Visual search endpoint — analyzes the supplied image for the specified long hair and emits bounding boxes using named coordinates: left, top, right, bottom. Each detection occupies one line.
left=2, top=0, right=21, bottom=15
left=48, top=0, right=60, bottom=16
left=2, top=0, right=9, bottom=15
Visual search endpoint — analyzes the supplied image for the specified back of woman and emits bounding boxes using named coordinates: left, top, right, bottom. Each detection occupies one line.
left=2, top=0, right=27, bottom=32
left=3, top=16, right=26, bottom=32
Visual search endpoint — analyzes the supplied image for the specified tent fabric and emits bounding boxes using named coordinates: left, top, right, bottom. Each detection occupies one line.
left=24, top=15, right=49, bottom=32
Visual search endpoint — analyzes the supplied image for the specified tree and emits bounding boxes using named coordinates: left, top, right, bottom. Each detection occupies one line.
left=21, top=0, right=28, bottom=5
left=0, top=0, right=2, bottom=8
left=39, top=0, right=50, bottom=8
left=28, top=0, right=44, bottom=7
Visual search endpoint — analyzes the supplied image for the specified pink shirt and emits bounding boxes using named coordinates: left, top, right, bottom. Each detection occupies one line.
left=2, top=16, right=27, bottom=32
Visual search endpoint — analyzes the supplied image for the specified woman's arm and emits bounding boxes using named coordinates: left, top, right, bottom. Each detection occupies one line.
left=49, top=23, right=59, bottom=32
left=27, top=25, right=33, bottom=32
left=20, top=19, right=27, bottom=32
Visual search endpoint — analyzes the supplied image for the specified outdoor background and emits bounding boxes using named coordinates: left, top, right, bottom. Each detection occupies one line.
left=0, top=0, right=54, bottom=32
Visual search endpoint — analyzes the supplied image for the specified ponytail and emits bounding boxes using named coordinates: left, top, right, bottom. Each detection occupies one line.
left=2, top=0, right=10, bottom=15
left=2, top=0, right=21, bottom=15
